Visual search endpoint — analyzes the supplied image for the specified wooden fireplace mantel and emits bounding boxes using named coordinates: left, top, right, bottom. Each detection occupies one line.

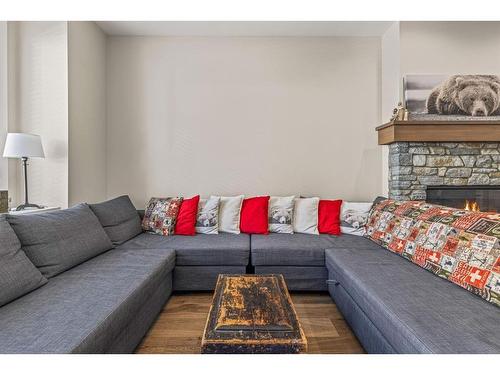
left=376, top=120, right=500, bottom=145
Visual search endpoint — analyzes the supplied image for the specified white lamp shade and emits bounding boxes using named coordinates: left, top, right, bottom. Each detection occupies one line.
left=3, top=133, right=45, bottom=158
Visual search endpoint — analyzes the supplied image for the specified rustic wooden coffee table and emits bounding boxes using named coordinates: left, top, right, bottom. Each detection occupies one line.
left=201, top=274, right=307, bottom=354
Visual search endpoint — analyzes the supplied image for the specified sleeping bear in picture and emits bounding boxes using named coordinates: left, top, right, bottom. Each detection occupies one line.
left=270, top=207, right=292, bottom=224
left=427, top=74, right=500, bottom=116
left=197, top=211, right=217, bottom=227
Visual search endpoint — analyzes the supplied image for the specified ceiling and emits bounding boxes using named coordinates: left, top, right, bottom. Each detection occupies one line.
left=96, top=21, right=394, bottom=37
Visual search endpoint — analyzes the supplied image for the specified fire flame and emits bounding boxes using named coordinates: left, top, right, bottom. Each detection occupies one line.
left=464, top=200, right=480, bottom=212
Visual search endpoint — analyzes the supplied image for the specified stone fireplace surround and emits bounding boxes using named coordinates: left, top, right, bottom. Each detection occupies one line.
left=389, top=142, right=500, bottom=201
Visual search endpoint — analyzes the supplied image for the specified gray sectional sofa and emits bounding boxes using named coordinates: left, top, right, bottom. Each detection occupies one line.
left=0, top=197, right=175, bottom=354
left=326, top=243, right=500, bottom=354
left=0, top=194, right=499, bottom=354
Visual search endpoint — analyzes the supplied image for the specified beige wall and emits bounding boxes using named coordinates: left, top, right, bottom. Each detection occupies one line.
left=8, top=22, right=499, bottom=208
left=400, top=22, right=500, bottom=75
left=7, top=21, right=68, bottom=208
left=0, top=22, right=7, bottom=191
left=106, top=36, right=382, bottom=207
left=6, top=22, right=500, bottom=209
left=381, top=22, right=400, bottom=196
left=68, top=21, right=107, bottom=206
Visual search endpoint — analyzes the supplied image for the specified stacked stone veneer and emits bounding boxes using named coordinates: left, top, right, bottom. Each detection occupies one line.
left=389, top=142, right=500, bottom=201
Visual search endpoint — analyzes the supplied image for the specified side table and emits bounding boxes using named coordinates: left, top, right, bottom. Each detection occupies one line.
left=8, top=207, right=61, bottom=215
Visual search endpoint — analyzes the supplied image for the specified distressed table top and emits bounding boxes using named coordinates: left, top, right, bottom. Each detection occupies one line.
left=201, top=274, right=307, bottom=354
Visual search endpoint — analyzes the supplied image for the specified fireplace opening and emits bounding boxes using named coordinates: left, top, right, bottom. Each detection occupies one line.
left=426, top=186, right=500, bottom=213
left=464, top=199, right=480, bottom=212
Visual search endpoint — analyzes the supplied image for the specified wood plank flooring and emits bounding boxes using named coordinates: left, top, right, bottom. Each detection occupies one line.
left=135, top=292, right=365, bottom=354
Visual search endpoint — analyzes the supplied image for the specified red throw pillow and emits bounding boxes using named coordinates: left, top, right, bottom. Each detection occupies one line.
left=318, top=199, right=342, bottom=235
left=240, top=196, right=270, bottom=234
left=174, top=195, right=200, bottom=235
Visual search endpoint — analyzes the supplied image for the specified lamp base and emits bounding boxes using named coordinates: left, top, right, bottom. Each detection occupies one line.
left=15, top=203, right=45, bottom=211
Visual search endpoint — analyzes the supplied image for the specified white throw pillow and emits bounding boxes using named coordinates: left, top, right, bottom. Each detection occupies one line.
left=340, top=201, right=373, bottom=236
left=293, top=197, right=319, bottom=235
left=268, top=196, right=295, bottom=233
left=217, top=195, right=244, bottom=234
left=196, top=196, right=221, bottom=234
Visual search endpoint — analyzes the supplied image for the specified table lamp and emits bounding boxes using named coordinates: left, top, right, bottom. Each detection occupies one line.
left=3, top=133, right=45, bottom=211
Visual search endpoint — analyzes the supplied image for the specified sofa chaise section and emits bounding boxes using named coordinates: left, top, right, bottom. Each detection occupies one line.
left=0, top=247, right=175, bottom=353
left=326, top=247, right=500, bottom=354
left=251, top=233, right=377, bottom=291
left=119, top=232, right=250, bottom=291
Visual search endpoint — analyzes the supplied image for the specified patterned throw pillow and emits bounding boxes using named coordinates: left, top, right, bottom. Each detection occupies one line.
left=340, top=202, right=373, bottom=236
left=196, top=196, right=221, bottom=234
left=142, top=197, right=183, bottom=236
left=268, top=196, right=295, bottom=233
left=365, top=199, right=500, bottom=308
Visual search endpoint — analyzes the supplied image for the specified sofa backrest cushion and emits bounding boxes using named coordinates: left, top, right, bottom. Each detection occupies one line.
left=7, top=204, right=113, bottom=278
left=89, top=195, right=142, bottom=245
left=0, top=216, right=47, bottom=307
left=366, top=199, right=500, bottom=308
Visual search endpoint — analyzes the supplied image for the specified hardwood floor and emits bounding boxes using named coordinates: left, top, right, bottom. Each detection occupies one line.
left=135, top=292, right=365, bottom=354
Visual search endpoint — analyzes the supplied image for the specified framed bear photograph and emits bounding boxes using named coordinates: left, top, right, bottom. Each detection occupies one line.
left=403, top=74, right=500, bottom=120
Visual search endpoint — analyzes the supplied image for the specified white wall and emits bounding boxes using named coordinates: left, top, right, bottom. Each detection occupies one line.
left=106, top=36, right=382, bottom=207
left=68, top=21, right=107, bottom=206
left=381, top=22, right=400, bottom=196
left=400, top=22, right=500, bottom=75
left=10, top=22, right=497, bottom=208
left=7, top=21, right=68, bottom=208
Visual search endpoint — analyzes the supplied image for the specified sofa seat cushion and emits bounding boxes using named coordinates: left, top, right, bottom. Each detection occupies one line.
left=7, top=204, right=114, bottom=278
left=118, top=233, right=250, bottom=266
left=326, top=247, right=500, bottom=353
left=251, top=233, right=378, bottom=266
left=89, top=195, right=142, bottom=245
left=0, top=247, right=175, bottom=353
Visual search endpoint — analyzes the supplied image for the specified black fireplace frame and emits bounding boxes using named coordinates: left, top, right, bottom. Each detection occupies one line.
left=426, top=185, right=500, bottom=212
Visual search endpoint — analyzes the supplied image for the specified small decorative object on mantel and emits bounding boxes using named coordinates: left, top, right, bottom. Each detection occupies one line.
left=390, top=102, right=406, bottom=122
left=403, top=74, right=500, bottom=121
